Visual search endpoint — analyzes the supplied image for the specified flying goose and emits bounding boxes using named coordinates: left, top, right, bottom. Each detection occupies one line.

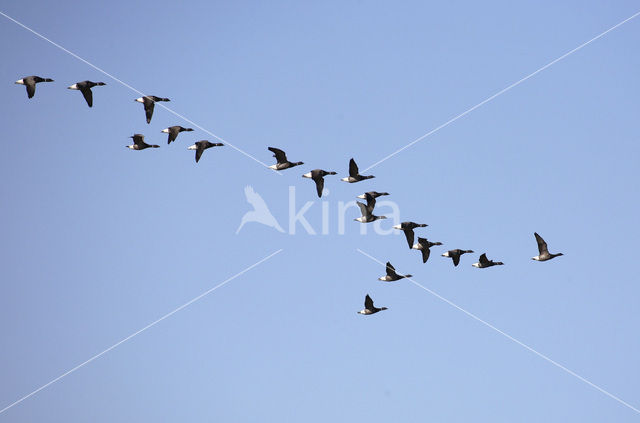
left=188, top=140, right=224, bottom=163
left=442, top=249, right=474, bottom=267
left=267, top=147, right=304, bottom=170
left=302, top=169, right=337, bottom=197
left=67, top=80, right=106, bottom=107
left=126, top=134, right=159, bottom=150
left=135, top=95, right=170, bottom=124
left=392, top=221, right=428, bottom=249
left=378, top=262, right=412, bottom=282
left=341, top=158, right=374, bottom=183
left=472, top=253, right=504, bottom=268
left=162, top=126, right=193, bottom=144
left=356, top=191, right=389, bottom=199
left=358, top=294, right=387, bottom=315
left=412, top=237, right=443, bottom=263
left=15, top=76, right=54, bottom=99
left=355, top=193, right=386, bottom=223
left=532, top=232, right=564, bottom=261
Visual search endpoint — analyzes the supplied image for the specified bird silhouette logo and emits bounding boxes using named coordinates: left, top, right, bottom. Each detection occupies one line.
left=236, top=186, right=285, bottom=234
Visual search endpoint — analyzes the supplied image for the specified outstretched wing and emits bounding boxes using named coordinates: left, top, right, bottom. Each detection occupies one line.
left=314, top=176, right=324, bottom=198
left=385, top=262, right=397, bottom=277
left=349, top=158, right=359, bottom=177
left=421, top=248, right=431, bottom=263
left=80, top=88, right=93, bottom=107
left=25, top=81, right=36, bottom=99
left=268, top=147, right=287, bottom=163
left=534, top=232, right=548, bottom=255
left=144, top=98, right=155, bottom=124
left=132, top=134, right=146, bottom=147
left=403, top=229, right=414, bottom=249
left=168, top=127, right=179, bottom=144
left=479, top=253, right=489, bottom=265
left=364, top=192, right=376, bottom=213
left=452, top=254, right=461, bottom=267
left=195, top=144, right=204, bottom=163
left=364, top=294, right=374, bottom=310
left=356, top=201, right=370, bottom=218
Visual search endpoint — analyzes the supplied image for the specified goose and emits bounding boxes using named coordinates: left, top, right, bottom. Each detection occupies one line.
left=135, top=95, right=170, bottom=124
left=162, top=126, right=193, bottom=144
left=67, top=80, right=106, bottom=107
left=302, top=169, right=337, bottom=197
left=412, top=237, right=443, bottom=263
left=267, top=147, right=304, bottom=170
left=378, top=262, right=412, bottom=282
left=392, top=221, right=428, bottom=249
left=126, top=134, right=159, bottom=150
left=15, top=76, right=54, bottom=99
left=532, top=232, right=564, bottom=261
left=356, top=191, right=389, bottom=199
left=472, top=253, right=504, bottom=268
left=354, top=193, right=386, bottom=223
left=358, top=294, right=387, bottom=315
left=442, top=249, right=474, bottom=267
left=188, top=140, right=224, bottom=163
left=341, top=158, right=374, bottom=183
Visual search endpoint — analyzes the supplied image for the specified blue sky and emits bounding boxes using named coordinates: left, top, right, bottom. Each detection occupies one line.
left=1, top=1, right=640, bottom=421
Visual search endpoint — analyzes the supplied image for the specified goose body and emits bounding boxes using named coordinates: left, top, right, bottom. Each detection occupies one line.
left=472, top=253, right=504, bottom=268
left=532, top=232, right=563, bottom=261
left=267, top=147, right=303, bottom=170
left=356, top=191, right=389, bottom=199
left=15, top=75, right=54, bottom=99
left=188, top=140, right=223, bottom=163
left=412, top=237, right=443, bottom=263
left=126, top=134, right=159, bottom=150
left=135, top=95, right=170, bottom=124
left=162, top=126, right=193, bottom=144
left=341, top=158, right=374, bottom=183
left=378, top=262, right=412, bottom=282
left=67, top=80, right=106, bottom=107
left=442, top=249, right=474, bottom=267
left=392, top=221, right=428, bottom=249
left=302, top=169, right=337, bottom=197
left=358, top=294, right=387, bottom=315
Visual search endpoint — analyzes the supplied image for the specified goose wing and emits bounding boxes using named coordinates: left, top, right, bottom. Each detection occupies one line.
left=403, top=229, right=414, bottom=249
left=313, top=175, right=324, bottom=198
left=143, top=97, right=155, bottom=124
left=534, top=232, right=549, bottom=255
left=25, top=80, right=36, bottom=98
left=349, top=158, right=359, bottom=177
left=195, top=143, right=205, bottom=163
left=385, top=262, right=397, bottom=277
left=479, top=253, right=489, bottom=265
left=364, top=192, right=376, bottom=212
left=364, top=294, right=374, bottom=310
left=452, top=253, right=461, bottom=267
left=356, top=201, right=370, bottom=218
left=80, top=87, right=93, bottom=107
left=421, top=248, right=431, bottom=263
left=167, top=127, right=179, bottom=144
left=268, top=147, right=287, bottom=164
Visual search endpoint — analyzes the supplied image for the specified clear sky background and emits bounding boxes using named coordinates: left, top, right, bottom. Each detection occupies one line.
left=1, top=1, right=639, bottom=421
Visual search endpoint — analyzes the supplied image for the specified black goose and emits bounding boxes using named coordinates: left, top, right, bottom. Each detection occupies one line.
left=442, top=249, right=474, bottom=267
left=302, top=169, right=337, bottom=197
left=392, top=221, right=428, bottom=249
left=341, top=158, right=374, bottom=183
left=162, top=126, right=193, bottom=144
left=472, top=253, right=504, bottom=268
left=15, top=76, right=54, bottom=99
left=126, top=134, right=159, bottom=150
left=267, top=147, right=304, bottom=170
left=355, top=193, right=386, bottom=223
left=188, top=140, right=224, bottom=163
left=356, top=191, right=389, bottom=199
left=135, top=95, right=170, bottom=124
left=532, top=232, right=564, bottom=261
left=412, top=237, right=443, bottom=263
left=67, top=80, right=106, bottom=107
left=378, top=262, right=412, bottom=282
left=358, top=294, right=387, bottom=315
